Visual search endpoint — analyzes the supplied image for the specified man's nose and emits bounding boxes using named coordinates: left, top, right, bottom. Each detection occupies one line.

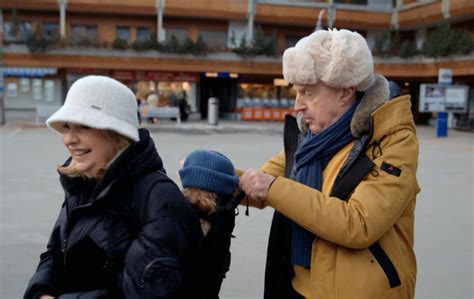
left=294, top=95, right=305, bottom=112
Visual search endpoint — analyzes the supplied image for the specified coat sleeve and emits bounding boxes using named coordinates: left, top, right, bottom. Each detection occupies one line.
left=117, top=180, right=201, bottom=298
left=266, top=128, right=420, bottom=249
left=261, top=149, right=286, bottom=178
left=237, top=149, right=287, bottom=209
left=24, top=208, right=64, bottom=299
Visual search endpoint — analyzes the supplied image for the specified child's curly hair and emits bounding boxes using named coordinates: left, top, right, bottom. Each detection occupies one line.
left=183, top=188, right=220, bottom=214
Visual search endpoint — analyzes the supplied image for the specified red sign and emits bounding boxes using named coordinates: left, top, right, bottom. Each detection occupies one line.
left=68, top=69, right=199, bottom=82
left=111, top=70, right=198, bottom=82
left=67, top=68, right=110, bottom=75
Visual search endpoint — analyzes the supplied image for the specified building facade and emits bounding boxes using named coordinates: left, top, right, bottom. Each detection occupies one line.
left=1, top=0, right=474, bottom=124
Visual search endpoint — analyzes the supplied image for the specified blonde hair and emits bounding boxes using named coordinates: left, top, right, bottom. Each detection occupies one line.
left=58, top=130, right=133, bottom=179
left=183, top=188, right=219, bottom=214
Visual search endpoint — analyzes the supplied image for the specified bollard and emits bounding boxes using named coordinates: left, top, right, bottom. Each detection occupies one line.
left=436, top=112, right=448, bottom=137
left=208, top=97, right=219, bottom=125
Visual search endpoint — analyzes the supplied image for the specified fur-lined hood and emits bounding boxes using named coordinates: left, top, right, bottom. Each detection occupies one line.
left=297, top=74, right=389, bottom=137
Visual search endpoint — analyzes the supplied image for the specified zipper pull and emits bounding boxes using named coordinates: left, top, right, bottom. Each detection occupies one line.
left=61, top=238, right=68, bottom=252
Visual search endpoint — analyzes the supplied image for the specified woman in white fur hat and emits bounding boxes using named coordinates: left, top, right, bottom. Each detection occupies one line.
left=239, top=29, right=419, bottom=299
left=24, top=76, right=203, bottom=299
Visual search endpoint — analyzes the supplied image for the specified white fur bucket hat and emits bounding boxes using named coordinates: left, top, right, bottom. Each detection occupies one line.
left=283, top=29, right=374, bottom=91
left=46, top=75, right=139, bottom=142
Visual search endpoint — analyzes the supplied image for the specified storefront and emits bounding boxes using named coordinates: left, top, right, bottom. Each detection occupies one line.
left=66, top=69, right=199, bottom=122
left=236, top=77, right=296, bottom=121
left=3, top=67, right=63, bottom=121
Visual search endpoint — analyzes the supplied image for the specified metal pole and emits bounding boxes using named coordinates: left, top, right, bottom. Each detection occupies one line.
left=58, top=0, right=67, bottom=39
left=0, top=9, right=4, bottom=125
left=391, top=0, right=402, bottom=30
left=328, top=0, right=335, bottom=29
left=156, top=0, right=165, bottom=42
left=315, top=9, right=326, bottom=31
left=247, top=0, right=255, bottom=45
left=442, top=0, right=450, bottom=19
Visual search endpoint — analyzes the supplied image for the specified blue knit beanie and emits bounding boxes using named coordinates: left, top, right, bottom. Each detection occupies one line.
left=179, top=150, right=239, bottom=195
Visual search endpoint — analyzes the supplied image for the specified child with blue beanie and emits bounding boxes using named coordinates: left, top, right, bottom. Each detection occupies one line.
left=179, top=150, right=240, bottom=299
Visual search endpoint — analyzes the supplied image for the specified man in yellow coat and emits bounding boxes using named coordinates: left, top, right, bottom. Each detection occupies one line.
left=239, top=29, right=420, bottom=299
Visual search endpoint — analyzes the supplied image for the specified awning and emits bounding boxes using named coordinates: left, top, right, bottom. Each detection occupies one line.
left=2, top=67, right=58, bottom=78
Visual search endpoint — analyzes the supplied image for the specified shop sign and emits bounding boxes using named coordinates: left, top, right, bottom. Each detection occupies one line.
left=3, top=67, right=57, bottom=78
left=112, top=70, right=199, bottom=82
left=438, top=68, right=452, bottom=84
left=112, top=70, right=136, bottom=81
left=67, top=68, right=110, bottom=75
left=146, top=71, right=199, bottom=82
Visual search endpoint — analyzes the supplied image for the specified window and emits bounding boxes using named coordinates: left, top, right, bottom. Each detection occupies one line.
left=200, top=30, right=228, bottom=51
left=116, top=26, right=131, bottom=41
left=72, top=24, right=82, bottom=37
left=3, top=22, right=17, bottom=42
left=165, top=29, right=188, bottom=42
left=19, top=22, right=32, bottom=41
left=86, top=25, right=97, bottom=40
left=42, top=23, right=58, bottom=39
left=71, top=24, right=97, bottom=41
left=137, top=27, right=151, bottom=41
left=3, top=21, right=33, bottom=42
left=285, top=35, right=302, bottom=48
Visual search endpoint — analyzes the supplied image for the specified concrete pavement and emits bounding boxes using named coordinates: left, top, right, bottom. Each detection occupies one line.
left=0, top=121, right=472, bottom=299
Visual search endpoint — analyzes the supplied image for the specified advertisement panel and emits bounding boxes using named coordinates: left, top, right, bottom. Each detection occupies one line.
left=419, top=84, right=469, bottom=113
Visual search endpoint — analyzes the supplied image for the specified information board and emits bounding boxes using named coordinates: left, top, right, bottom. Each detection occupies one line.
left=419, top=84, right=469, bottom=113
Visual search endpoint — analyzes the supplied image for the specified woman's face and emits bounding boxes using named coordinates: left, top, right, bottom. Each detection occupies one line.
left=62, top=123, right=117, bottom=178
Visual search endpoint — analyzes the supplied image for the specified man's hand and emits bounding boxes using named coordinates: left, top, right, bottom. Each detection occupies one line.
left=239, top=169, right=276, bottom=201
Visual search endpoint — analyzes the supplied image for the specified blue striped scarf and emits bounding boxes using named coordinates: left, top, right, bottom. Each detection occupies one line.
left=291, top=103, right=357, bottom=267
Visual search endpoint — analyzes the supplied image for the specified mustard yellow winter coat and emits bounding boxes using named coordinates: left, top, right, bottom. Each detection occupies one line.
left=261, top=95, right=420, bottom=299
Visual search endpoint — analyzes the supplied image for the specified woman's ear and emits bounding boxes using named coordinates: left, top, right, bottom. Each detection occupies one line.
left=340, top=87, right=357, bottom=106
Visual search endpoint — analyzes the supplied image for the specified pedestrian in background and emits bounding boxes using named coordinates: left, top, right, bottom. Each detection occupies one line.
left=24, top=76, right=203, bottom=299
left=239, top=29, right=420, bottom=299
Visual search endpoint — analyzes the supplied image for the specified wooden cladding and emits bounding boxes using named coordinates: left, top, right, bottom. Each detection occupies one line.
left=1, top=0, right=473, bottom=30
left=4, top=52, right=474, bottom=78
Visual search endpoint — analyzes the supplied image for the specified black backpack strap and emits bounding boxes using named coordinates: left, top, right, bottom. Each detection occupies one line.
left=330, top=151, right=401, bottom=289
left=330, top=152, right=374, bottom=201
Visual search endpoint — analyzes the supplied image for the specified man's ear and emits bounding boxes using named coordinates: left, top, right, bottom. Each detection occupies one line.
left=340, top=87, right=357, bottom=106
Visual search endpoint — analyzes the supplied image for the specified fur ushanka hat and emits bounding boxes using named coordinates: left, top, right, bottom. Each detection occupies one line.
left=283, top=29, right=374, bottom=91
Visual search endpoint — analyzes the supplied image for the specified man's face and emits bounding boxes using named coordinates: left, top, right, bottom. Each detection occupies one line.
left=293, top=82, right=350, bottom=134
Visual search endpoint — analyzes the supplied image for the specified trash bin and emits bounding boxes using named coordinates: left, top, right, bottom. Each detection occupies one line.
left=208, top=97, right=219, bottom=125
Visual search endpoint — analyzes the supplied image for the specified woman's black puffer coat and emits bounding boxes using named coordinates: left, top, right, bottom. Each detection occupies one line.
left=24, top=129, right=203, bottom=299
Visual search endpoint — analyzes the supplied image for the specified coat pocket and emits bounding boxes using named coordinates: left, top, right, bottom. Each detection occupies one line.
left=369, top=242, right=401, bottom=288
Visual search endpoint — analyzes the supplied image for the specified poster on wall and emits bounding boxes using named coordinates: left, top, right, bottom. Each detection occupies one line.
left=32, top=79, right=43, bottom=101
left=44, top=80, right=55, bottom=103
left=20, top=78, right=31, bottom=92
left=7, top=83, right=18, bottom=98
